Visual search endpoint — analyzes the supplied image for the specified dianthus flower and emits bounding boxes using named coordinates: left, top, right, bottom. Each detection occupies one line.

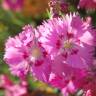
left=4, top=25, right=51, bottom=82
left=79, top=0, right=96, bottom=10
left=38, top=13, right=94, bottom=70
left=49, top=73, right=77, bottom=96
left=38, top=13, right=94, bottom=94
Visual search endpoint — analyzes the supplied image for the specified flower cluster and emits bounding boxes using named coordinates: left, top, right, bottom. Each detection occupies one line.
left=3, top=0, right=96, bottom=96
left=4, top=13, right=95, bottom=95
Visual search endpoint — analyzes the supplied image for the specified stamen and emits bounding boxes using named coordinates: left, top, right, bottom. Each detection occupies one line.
left=32, top=47, right=41, bottom=58
left=63, top=41, right=73, bottom=49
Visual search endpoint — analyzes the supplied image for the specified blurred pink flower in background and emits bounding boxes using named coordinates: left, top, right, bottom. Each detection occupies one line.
left=79, top=0, right=96, bottom=9
left=2, top=0, right=23, bottom=11
left=49, top=0, right=69, bottom=18
left=0, top=74, right=13, bottom=88
left=5, top=83, right=27, bottom=96
left=0, top=74, right=27, bottom=96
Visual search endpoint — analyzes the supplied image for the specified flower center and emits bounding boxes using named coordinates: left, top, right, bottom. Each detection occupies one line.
left=32, top=47, right=41, bottom=58
left=63, top=41, right=73, bottom=50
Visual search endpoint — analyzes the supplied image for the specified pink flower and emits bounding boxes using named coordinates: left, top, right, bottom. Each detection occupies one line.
left=74, top=60, right=96, bottom=96
left=2, top=0, right=23, bottom=12
left=4, top=25, right=51, bottom=82
left=38, top=13, right=94, bottom=70
left=61, top=81, right=76, bottom=96
left=48, top=61, right=86, bottom=89
left=79, top=0, right=96, bottom=9
left=49, top=73, right=76, bottom=96
left=5, top=84, right=27, bottom=96
left=38, top=13, right=94, bottom=92
left=0, top=74, right=13, bottom=88
left=0, top=75, right=27, bottom=96
left=49, top=73, right=67, bottom=89
left=49, top=0, right=69, bottom=18
left=80, top=71, right=96, bottom=96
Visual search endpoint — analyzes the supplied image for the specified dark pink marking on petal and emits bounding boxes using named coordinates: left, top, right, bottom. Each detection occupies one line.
left=67, top=32, right=74, bottom=39
left=43, top=51, right=48, bottom=57
left=62, top=52, right=68, bottom=59
left=71, top=49, right=79, bottom=55
left=34, top=60, right=44, bottom=66
left=56, top=40, right=61, bottom=49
